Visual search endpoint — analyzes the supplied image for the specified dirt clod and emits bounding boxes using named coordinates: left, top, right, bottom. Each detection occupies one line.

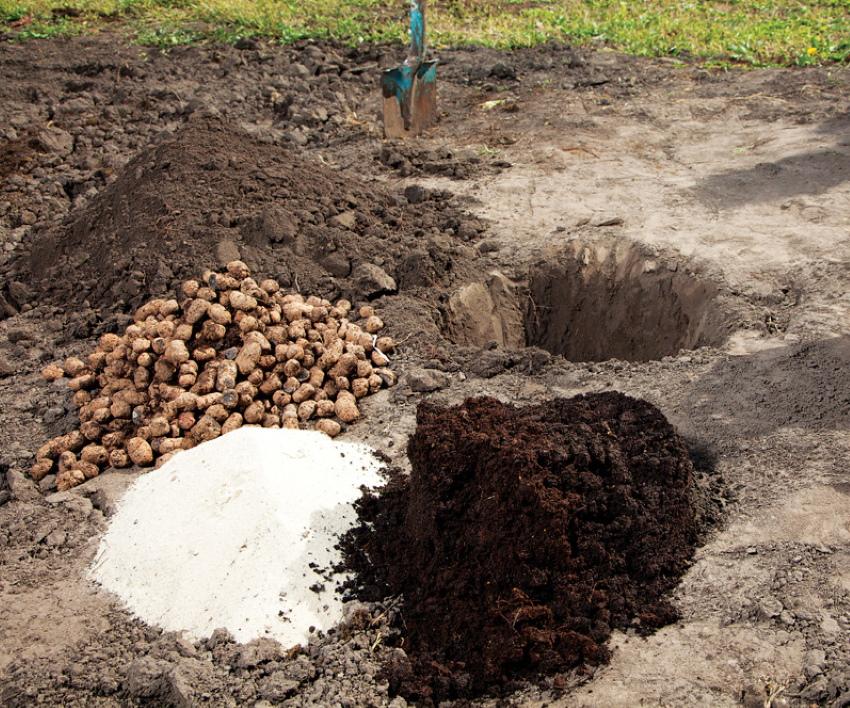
left=347, top=392, right=699, bottom=701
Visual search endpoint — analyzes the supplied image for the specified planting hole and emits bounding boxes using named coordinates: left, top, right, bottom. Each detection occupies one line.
left=443, top=239, right=731, bottom=362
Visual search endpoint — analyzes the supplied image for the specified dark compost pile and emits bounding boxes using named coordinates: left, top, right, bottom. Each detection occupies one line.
left=346, top=392, right=700, bottom=701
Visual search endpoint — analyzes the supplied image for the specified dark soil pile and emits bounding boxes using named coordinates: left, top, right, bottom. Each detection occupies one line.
left=347, top=392, right=699, bottom=701
left=25, top=116, right=482, bottom=313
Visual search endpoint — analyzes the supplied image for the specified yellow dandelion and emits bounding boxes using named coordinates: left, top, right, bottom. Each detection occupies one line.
left=807, top=47, right=818, bottom=56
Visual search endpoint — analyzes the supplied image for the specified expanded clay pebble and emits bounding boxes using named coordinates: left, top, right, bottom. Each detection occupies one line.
left=33, top=262, right=397, bottom=491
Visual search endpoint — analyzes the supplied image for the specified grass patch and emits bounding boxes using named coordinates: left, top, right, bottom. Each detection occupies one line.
left=0, top=0, right=848, bottom=66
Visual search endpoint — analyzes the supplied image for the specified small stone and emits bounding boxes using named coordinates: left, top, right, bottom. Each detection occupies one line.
left=779, top=610, right=795, bottom=625
left=235, top=637, right=284, bottom=668
left=126, top=656, right=168, bottom=699
left=6, top=468, right=41, bottom=502
left=406, top=368, right=450, bottom=393
left=258, top=672, right=299, bottom=701
left=329, top=210, right=357, bottom=230
left=45, top=529, right=67, bottom=547
left=759, top=598, right=783, bottom=619
left=591, top=214, right=624, bottom=227
left=32, top=126, right=73, bottom=155
left=351, top=263, right=397, bottom=298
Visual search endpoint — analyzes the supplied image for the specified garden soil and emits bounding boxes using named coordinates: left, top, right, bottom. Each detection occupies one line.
left=24, top=115, right=484, bottom=313
left=1, top=33, right=849, bottom=708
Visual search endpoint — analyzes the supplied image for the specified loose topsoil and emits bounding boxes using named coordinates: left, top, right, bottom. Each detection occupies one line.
left=23, top=116, right=483, bottom=313
left=346, top=392, right=700, bottom=701
left=2, top=32, right=850, bottom=708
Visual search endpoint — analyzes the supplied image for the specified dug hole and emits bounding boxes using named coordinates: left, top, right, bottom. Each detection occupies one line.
left=88, top=426, right=383, bottom=646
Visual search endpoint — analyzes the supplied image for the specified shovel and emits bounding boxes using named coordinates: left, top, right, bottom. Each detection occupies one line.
left=381, top=0, right=438, bottom=138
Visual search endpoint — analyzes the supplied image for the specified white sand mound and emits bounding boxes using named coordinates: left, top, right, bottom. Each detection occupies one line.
left=88, top=427, right=383, bottom=646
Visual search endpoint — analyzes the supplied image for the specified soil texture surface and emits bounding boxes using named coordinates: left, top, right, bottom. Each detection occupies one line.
left=1, top=32, right=849, bottom=708
left=23, top=116, right=482, bottom=313
left=346, top=393, right=700, bottom=702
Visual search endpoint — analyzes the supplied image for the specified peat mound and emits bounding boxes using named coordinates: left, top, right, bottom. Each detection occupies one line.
left=347, top=392, right=699, bottom=701
left=25, top=116, right=481, bottom=313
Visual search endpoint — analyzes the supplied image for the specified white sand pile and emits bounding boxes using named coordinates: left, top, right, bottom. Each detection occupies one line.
left=89, top=426, right=383, bottom=646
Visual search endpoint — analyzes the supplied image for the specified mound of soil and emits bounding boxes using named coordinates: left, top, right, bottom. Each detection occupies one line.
left=25, top=116, right=481, bottom=312
left=347, top=392, right=699, bottom=701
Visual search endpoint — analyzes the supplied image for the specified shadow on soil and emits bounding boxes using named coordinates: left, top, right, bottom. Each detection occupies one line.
left=816, top=111, right=850, bottom=138
left=683, top=335, right=850, bottom=440
left=693, top=148, right=850, bottom=210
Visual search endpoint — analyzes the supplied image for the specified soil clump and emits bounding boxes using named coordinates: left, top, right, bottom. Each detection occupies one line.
left=346, top=392, right=700, bottom=701
left=24, top=116, right=481, bottom=313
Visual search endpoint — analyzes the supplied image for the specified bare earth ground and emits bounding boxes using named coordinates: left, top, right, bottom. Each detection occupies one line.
left=0, top=36, right=849, bottom=706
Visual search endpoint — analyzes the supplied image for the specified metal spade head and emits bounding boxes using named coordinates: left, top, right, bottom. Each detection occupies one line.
left=382, top=0, right=437, bottom=138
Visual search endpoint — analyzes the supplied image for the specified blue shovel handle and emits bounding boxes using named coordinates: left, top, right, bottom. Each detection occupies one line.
left=407, top=0, right=426, bottom=66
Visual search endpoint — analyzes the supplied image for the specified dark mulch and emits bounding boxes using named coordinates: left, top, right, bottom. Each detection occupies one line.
left=345, top=392, right=699, bottom=702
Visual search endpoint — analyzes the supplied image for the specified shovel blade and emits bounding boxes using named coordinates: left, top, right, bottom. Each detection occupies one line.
left=382, top=61, right=437, bottom=139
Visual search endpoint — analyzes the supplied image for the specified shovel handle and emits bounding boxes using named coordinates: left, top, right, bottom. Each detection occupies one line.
left=408, top=0, right=426, bottom=65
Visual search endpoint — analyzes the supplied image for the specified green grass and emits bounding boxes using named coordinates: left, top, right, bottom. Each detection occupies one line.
left=1, top=0, right=848, bottom=67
